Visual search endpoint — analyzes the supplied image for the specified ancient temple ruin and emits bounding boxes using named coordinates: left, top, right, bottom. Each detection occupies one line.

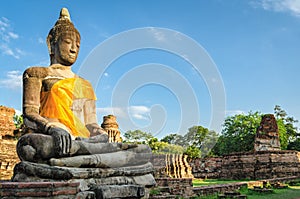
left=0, top=106, right=19, bottom=180
left=101, top=115, right=122, bottom=143
left=254, top=114, right=281, bottom=151
left=0, top=106, right=16, bottom=139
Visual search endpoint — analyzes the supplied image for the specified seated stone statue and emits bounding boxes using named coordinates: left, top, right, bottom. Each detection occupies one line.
left=13, top=8, right=155, bottom=197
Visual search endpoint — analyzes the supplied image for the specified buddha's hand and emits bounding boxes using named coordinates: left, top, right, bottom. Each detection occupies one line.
left=76, top=132, right=108, bottom=143
left=48, top=126, right=72, bottom=157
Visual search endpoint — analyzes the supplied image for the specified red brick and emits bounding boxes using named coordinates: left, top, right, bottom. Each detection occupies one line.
left=17, top=182, right=53, bottom=188
left=52, top=189, right=78, bottom=196
left=0, top=182, right=18, bottom=189
left=16, top=191, right=52, bottom=197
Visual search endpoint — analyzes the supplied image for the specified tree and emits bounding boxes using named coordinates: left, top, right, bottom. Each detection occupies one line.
left=160, top=133, right=185, bottom=146
left=184, top=145, right=201, bottom=158
left=123, top=130, right=154, bottom=144
left=183, top=126, right=210, bottom=148
left=148, top=138, right=185, bottom=154
left=13, top=114, right=23, bottom=129
left=212, top=111, right=262, bottom=156
left=274, top=105, right=298, bottom=142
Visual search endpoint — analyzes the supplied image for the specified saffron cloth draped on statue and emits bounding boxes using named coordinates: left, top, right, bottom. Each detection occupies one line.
left=40, top=77, right=96, bottom=138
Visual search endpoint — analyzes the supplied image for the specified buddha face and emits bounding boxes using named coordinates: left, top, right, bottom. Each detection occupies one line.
left=53, top=32, right=80, bottom=66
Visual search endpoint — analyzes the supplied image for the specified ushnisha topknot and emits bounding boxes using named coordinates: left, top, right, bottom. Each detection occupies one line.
left=46, top=8, right=80, bottom=55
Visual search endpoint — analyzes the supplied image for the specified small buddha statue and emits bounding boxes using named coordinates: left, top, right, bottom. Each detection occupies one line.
left=16, top=8, right=150, bottom=166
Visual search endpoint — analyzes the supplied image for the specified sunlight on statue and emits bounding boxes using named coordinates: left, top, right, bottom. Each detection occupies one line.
left=16, top=8, right=151, bottom=168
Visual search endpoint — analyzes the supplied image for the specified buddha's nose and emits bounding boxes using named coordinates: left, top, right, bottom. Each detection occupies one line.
left=70, top=43, right=78, bottom=53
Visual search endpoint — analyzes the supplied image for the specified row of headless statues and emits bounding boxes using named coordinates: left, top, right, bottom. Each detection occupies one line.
left=12, top=8, right=156, bottom=196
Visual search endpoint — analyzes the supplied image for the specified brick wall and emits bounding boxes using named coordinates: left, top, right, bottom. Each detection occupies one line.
left=190, top=150, right=300, bottom=180
left=0, top=106, right=15, bottom=139
left=0, top=106, right=19, bottom=180
left=0, top=139, right=19, bottom=180
left=0, top=181, right=79, bottom=198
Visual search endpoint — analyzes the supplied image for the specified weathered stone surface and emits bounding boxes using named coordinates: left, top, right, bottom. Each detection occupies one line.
left=94, top=185, right=144, bottom=199
left=190, top=151, right=300, bottom=180
left=50, top=151, right=152, bottom=168
left=0, top=181, right=79, bottom=198
left=150, top=154, right=194, bottom=178
left=0, top=139, right=19, bottom=180
left=12, top=161, right=154, bottom=180
left=0, top=105, right=15, bottom=139
left=254, top=114, right=281, bottom=151
left=101, top=115, right=121, bottom=143
left=154, top=178, right=194, bottom=198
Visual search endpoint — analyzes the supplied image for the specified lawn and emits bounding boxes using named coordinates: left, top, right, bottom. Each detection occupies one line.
left=193, top=178, right=248, bottom=187
left=192, top=179, right=300, bottom=199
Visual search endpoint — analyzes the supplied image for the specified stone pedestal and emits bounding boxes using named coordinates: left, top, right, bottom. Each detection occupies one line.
left=12, top=161, right=156, bottom=198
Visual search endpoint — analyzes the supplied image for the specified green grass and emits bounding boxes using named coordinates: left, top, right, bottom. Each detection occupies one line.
left=193, top=179, right=248, bottom=187
left=193, top=185, right=300, bottom=199
left=192, top=179, right=300, bottom=199
left=243, top=186, right=300, bottom=199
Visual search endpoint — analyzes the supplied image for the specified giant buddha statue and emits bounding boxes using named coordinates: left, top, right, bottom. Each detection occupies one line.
left=12, top=8, right=155, bottom=198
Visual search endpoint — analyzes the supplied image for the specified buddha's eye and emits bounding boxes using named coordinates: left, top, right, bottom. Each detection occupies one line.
left=63, top=39, right=72, bottom=44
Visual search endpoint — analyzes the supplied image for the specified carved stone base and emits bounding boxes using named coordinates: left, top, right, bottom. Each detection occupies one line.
left=94, top=185, right=144, bottom=199
left=12, top=161, right=155, bottom=198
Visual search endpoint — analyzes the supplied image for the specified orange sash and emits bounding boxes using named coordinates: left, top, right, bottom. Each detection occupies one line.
left=40, top=78, right=96, bottom=138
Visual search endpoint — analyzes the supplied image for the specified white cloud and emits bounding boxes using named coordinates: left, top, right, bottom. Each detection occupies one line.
left=129, top=106, right=151, bottom=120
left=97, top=107, right=126, bottom=118
left=8, top=32, right=18, bottom=39
left=0, top=17, right=23, bottom=59
left=149, top=27, right=166, bottom=42
left=0, top=17, right=9, bottom=28
left=0, top=70, right=22, bottom=89
left=253, top=0, right=300, bottom=17
left=226, top=110, right=246, bottom=116
left=38, top=37, right=44, bottom=44
left=0, top=44, right=20, bottom=59
left=97, top=105, right=150, bottom=120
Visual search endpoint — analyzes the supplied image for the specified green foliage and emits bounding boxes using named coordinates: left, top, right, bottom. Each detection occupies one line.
left=184, top=145, right=201, bottom=158
left=212, top=111, right=261, bottom=156
left=148, top=138, right=185, bottom=154
left=287, top=139, right=300, bottom=151
left=13, top=114, right=23, bottom=129
left=277, top=119, right=288, bottom=149
left=160, top=133, right=185, bottom=146
left=184, top=126, right=209, bottom=148
left=274, top=105, right=299, bottom=143
left=123, top=130, right=154, bottom=144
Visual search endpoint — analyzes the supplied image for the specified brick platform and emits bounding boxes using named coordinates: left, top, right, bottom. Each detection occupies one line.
left=0, top=181, right=79, bottom=198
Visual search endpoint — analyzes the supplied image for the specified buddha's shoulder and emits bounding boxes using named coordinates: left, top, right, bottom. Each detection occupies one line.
left=23, top=66, right=49, bottom=78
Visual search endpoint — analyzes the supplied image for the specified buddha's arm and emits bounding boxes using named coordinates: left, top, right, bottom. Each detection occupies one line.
left=22, top=67, right=49, bottom=133
left=84, top=99, right=107, bottom=137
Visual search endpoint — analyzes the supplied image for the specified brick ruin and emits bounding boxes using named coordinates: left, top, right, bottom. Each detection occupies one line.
left=151, top=154, right=193, bottom=179
left=0, top=106, right=16, bottom=139
left=0, top=106, right=19, bottom=180
left=254, top=114, right=281, bottom=151
left=101, top=115, right=122, bottom=143
left=190, top=114, right=300, bottom=180
left=190, top=150, right=300, bottom=180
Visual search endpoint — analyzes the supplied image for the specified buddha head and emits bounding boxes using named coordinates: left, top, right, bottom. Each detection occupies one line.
left=47, top=8, right=81, bottom=66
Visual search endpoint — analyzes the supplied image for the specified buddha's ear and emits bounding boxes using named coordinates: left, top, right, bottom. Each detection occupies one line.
left=46, top=34, right=54, bottom=55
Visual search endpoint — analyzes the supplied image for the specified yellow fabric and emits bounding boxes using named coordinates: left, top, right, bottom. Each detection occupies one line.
left=40, top=77, right=96, bottom=138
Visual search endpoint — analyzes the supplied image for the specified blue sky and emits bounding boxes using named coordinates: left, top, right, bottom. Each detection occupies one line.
left=0, top=0, right=300, bottom=139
